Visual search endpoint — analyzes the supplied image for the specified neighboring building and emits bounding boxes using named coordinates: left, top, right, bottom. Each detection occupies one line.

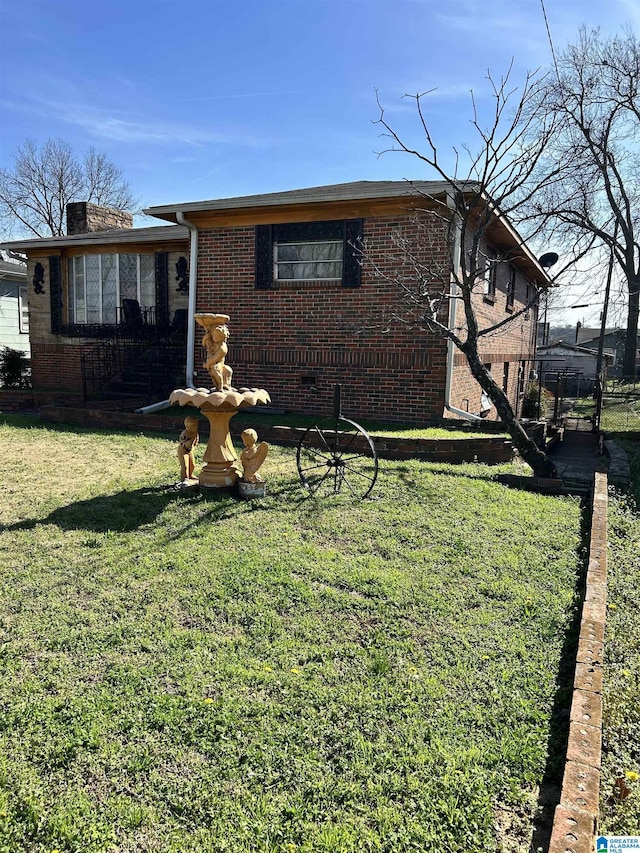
left=537, top=341, right=615, bottom=377
left=576, top=326, right=639, bottom=378
left=537, top=340, right=615, bottom=396
left=0, top=252, right=29, bottom=355
left=1, top=182, right=551, bottom=423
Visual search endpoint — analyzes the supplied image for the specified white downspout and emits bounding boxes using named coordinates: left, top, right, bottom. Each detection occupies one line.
left=444, top=192, right=482, bottom=421
left=175, top=211, right=198, bottom=389
left=136, top=210, right=198, bottom=414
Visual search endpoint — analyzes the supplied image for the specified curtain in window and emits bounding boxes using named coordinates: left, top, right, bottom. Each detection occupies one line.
left=139, top=255, right=155, bottom=307
left=71, top=257, right=85, bottom=323
left=85, top=256, right=101, bottom=324
left=101, top=254, right=117, bottom=324
left=119, top=254, right=138, bottom=302
left=276, top=241, right=342, bottom=280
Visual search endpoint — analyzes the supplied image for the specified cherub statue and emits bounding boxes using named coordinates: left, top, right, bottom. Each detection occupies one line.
left=196, top=313, right=233, bottom=391
left=177, top=415, right=200, bottom=481
left=240, top=429, right=269, bottom=482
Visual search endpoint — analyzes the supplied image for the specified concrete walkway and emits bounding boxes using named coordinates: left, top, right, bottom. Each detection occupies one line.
left=548, top=429, right=609, bottom=486
left=548, top=428, right=632, bottom=488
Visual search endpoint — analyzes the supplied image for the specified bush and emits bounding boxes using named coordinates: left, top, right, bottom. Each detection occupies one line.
left=0, top=347, right=31, bottom=388
left=521, top=381, right=550, bottom=419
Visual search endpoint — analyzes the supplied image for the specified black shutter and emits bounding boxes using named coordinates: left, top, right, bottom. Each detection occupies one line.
left=49, top=256, right=62, bottom=334
left=155, top=252, right=169, bottom=332
left=255, top=225, right=273, bottom=289
left=342, top=219, right=363, bottom=288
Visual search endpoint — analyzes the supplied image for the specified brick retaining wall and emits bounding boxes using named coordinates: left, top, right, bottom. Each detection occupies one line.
left=549, top=471, right=607, bottom=853
left=36, top=404, right=516, bottom=464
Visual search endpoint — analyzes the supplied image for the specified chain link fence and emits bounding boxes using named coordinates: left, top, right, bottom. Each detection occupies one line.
left=595, top=379, right=640, bottom=434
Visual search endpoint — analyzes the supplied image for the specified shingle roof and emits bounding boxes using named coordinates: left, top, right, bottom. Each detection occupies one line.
left=0, top=257, right=27, bottom=279
left=144, top=180, right=458, bottom=218
left=0, top=224, right=189, bottom=251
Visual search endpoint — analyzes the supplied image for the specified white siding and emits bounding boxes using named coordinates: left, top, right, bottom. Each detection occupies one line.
left=0, top=281, right=30, bottom=355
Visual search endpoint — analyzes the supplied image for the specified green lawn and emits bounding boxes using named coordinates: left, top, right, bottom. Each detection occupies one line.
left=0, top=416, right=583, bottom=852
left=600, top=437, right=640, bottom=835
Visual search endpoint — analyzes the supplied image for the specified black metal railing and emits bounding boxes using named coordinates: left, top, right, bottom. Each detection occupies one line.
left=81, top=336, right=148, bottom=400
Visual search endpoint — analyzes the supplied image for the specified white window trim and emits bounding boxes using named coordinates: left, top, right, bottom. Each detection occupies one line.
left=18, top=285, right=29, bottom=333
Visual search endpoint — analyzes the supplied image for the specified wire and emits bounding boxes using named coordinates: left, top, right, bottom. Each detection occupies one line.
left=540, top=0, right=560, bottom=78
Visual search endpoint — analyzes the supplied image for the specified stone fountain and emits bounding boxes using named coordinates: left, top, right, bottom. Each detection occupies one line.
left=169, top=313, right=270, bottom=489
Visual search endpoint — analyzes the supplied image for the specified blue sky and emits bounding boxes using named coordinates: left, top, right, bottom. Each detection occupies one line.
left=1, top=0, right=638, bottom=323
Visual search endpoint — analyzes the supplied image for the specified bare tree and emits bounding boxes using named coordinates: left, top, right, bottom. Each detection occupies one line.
left=0, top=138, right=137, bottom=238
left=520, top=27, right=640, bottom=379
left=362, top=68, right=570, bottom=478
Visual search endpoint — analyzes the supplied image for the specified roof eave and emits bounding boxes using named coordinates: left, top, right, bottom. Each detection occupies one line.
left=0, top=225, right=190, bottom=252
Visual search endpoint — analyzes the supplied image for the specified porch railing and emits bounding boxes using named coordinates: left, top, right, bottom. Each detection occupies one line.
left=80, top=309, right=185, bottom=401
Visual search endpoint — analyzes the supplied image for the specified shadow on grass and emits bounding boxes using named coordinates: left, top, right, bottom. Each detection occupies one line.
left=1, top=477, right=311, bottom=536
left=1, top=485, right=203, bottom=534
left=395, top=460, right=521, bottom=487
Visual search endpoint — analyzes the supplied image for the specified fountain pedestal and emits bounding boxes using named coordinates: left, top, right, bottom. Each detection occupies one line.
left=199, top=407, right=240, bottom=488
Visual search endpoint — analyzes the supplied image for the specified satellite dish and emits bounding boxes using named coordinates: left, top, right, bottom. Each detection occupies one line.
left=538, top=251, right=559, bottom=268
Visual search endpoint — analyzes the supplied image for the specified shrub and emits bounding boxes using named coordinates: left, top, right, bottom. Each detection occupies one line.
left=521, top=381, right=550, bottom=419
left=0, top=346, right=31, bottom=388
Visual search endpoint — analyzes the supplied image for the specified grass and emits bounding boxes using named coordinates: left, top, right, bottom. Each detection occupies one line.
left=574, top=385, right=640, bottom=434
left=600, top=436, right=640, bottom=835
left=0, top=415, right=584, bottom=852
left=231, top=410, right=506, bottom=440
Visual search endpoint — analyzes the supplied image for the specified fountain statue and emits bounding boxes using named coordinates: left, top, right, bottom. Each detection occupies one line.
left=169, top=313, right=270, bottom=489
left=177, top=415, right=200, bottom=484
left=237, top=428, right=269, bottom=498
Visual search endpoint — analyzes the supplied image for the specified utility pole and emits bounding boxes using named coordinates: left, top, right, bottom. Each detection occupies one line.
left=596, top=238, right=617, bottom=379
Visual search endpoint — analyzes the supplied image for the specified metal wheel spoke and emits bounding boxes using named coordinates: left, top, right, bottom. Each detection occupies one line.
left=337, top=451, right=370, bottom=464
left=299, top=461, right=332, bottom=476
left=313, top=424, right=334, bottom=455
left=300, top=445, right=334, bottom=465
left=343, top=465, right=377, bottom=484
left=340, top=470, right=360, bottom=498
left=334, top=430, right=360, bottom=458
left=308, top=466, right=333, bottom=495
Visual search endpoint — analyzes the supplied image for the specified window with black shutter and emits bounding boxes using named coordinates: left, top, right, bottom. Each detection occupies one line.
left=255, top=219, right=363, bottom=289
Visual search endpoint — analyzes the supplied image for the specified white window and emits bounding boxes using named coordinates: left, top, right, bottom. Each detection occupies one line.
left=18, top=285, right=29, bottom=333
left=274, top=240, right=343, bottom=282
left=506, top=267, right=516, bottom=310
left=483, top=249, right=498, bottom=299
left=67, top=254, right=155, bottom=324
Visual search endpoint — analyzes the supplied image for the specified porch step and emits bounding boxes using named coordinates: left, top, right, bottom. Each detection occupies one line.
left=107, top=342, right=186, bottom=402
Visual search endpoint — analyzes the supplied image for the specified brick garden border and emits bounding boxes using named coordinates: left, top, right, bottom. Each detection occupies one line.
left=34, top=403, right=518, bottom=464
left=549, top=471, right=608, bottom=853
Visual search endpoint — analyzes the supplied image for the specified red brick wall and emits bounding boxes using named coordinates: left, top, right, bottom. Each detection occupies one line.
left=193, top=213, right=536, bottom=423
left=31, top=342, right=88, bottom=392
left=194, top=215, right=451, bottom=423
left=25, top=210, right=538, bottom=424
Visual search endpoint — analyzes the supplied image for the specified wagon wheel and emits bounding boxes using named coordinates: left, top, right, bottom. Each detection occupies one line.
left=296, top=416, right=378, bottom=499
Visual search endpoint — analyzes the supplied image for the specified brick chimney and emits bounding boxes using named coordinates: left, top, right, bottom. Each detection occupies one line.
left=66, top=202, right=133, bottom=235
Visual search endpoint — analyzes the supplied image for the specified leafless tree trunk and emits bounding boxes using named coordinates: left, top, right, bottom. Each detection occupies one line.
left=0, top=138, right=137, bottom=238
left=519, top=27, right=640, bottom=380
left=362, top=68, right=567, bottom=478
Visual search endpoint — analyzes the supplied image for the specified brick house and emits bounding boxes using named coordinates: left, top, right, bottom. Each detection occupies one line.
left=1, top=182, right=550, bottom=423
